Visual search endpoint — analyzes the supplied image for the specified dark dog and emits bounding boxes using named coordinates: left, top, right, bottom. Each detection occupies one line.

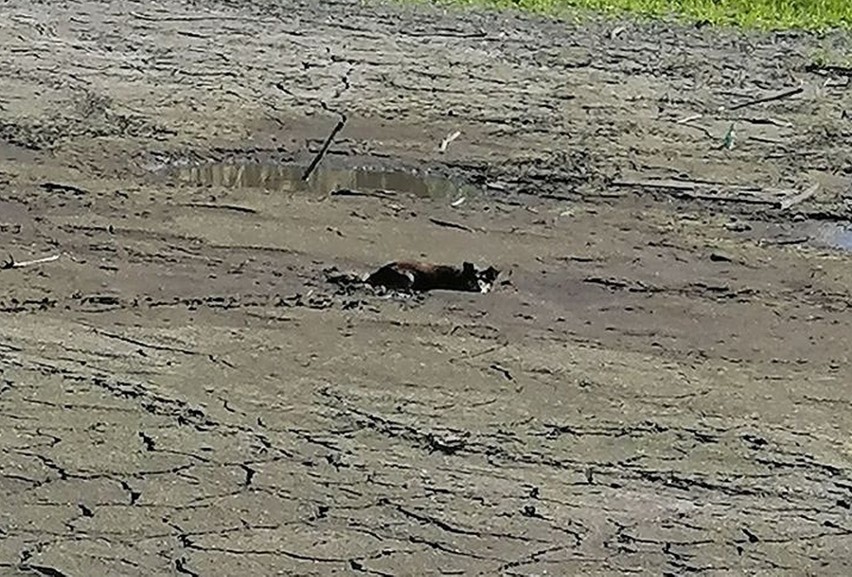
left=365, top=261, right=500, bottom=293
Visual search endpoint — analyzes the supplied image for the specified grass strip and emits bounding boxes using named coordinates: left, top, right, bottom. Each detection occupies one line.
left=444, top=0, right=852, bottom=30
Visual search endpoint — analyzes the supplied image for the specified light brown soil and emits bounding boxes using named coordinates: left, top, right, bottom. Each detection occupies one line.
left=1, top=1, right=851, bottom=575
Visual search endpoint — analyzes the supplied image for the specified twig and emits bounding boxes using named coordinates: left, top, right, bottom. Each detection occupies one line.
left=725, top=84, right=804, bottom=112
left=329, top=188, right=395, bottom=199
left=760, top=236, right=808, bottom=247
left=779, top=183, right=819, bottom=210
left=90, top=326, right=199, bottom=355
left=2, top=253, right=61, bottom=270
left=451, top=343, right=508, bottom=362
left=736, top=116, right=793, bottom=128
left=749, top=135, right=785, bottom=145
left=680, top=122, right=715, bottom=139
left=401, top=28, right=486, bottom=39
left=428, top=218, right=474, bottom=232
left=301, top=115, right=347, bottom=182
left=439, top=130, right=461, bottom=153
left=182, top=202, right=257, bottom=214
left=676, top=113, right=703, bottom=124
left=805, top=62, right=852, bottom=77
left=130, top=11, right=261, bottom=22
left=40, top=182, right=88, bottom=195
left=612, top=179, right=701, bottom=191
left=489, top=363, right=514, bottom=381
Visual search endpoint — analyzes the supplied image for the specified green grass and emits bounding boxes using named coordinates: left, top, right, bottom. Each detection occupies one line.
left=446, top=0, right=852, bottom=30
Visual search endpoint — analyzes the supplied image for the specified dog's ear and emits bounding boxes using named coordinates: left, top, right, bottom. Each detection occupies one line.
left=462, top=261, right=475, bottom=274
left=481, top=266, right=500, bottom=282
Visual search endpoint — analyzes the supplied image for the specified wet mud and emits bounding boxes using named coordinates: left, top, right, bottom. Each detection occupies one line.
left=1, top=0, right=851, bottom=575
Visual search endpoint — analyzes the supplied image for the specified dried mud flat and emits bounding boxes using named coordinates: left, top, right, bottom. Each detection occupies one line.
left=1, top=0, right=852, bottom=575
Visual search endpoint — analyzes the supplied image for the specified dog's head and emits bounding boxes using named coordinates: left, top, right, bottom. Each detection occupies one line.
left=477, top=266, right=500, bottom=293
left=459, top=262, right=500, bottom=294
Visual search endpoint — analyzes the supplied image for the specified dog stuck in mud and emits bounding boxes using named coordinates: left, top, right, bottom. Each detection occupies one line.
left=366, top=261, right=500, bottom=293
left=326, top=260, right=500, bottom=295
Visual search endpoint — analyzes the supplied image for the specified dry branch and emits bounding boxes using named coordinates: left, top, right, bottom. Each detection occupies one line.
left=439, top=130, right=461, bottom=153
left=2, top=253, right=61, bottom=270
left=302, top=115, right=347, bottom=182
left=779, top=183, right=819, bottom=210
left=726, top=84, right=804, bottom=111
left=429, top=218, right=474, bottom=232
left=183, top=202, right=257, bottom=214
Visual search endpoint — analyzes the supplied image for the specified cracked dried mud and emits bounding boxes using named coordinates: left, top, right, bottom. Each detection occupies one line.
left=1, top=0, right=851, bottom=575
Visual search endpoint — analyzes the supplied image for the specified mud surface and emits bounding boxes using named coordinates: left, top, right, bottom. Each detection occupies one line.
left=1, top=0, right=852, bottom=575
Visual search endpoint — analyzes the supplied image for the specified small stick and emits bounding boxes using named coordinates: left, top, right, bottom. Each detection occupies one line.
left=761, top=237, right=808, bottom=247
left=2, top=253, right=61, bottom=270
left=329, top=188, right=395, bottom=199
left=736, top=116, right=793, bottom=128
left=301, top=115, right=347, bottom=182
left=726, top=84, right=804, bottom=112
left=439, top=130, right=461, bottom=153
left=804, top=62, right=852, bottom=76
left=452, top=343, right=508, bottom=361
left=183, top=202, right=257, bottom=214
left=676, top=113, right=703, bottom=124
left=680, top=122, right=715, bottom=139
left=428, top=218, right=473, bottom=232
left=779, top=183, right=819, bottom=210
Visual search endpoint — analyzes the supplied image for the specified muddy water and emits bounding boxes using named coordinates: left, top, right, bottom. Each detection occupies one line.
left=808, top=221, right=852, bottom=251
left=750, top=220, right=852, bottom=252
left=169, top=161, right=476, bottom=199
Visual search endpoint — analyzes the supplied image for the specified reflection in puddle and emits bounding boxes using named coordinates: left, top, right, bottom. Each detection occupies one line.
left=171, top=162, right=474, bottom=199
left=754, top=220, right=852, bottom=253
left=808, top=222, right=852, bottom=252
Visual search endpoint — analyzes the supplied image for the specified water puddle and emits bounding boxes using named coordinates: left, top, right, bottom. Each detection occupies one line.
left=168, top=161, right=476, bottom=199
left=806, top=222, right=852, bottom=252
left=749, top=220, right=852, bottom=253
